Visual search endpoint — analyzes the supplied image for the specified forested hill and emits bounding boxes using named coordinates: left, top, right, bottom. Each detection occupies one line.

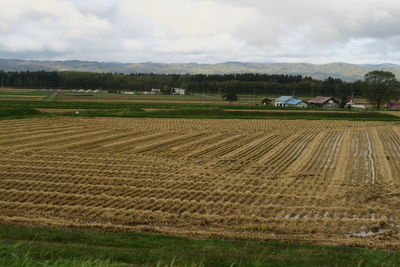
left=1, top=59, right=400, bottom=81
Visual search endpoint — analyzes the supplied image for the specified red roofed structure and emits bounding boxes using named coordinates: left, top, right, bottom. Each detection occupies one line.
left=308, top=96, right=340, bottom=109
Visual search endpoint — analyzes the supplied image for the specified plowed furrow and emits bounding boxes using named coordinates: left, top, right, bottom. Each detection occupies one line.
left=71, top=131, right=149, bottom=151
left=101, top=132, right=176, bottom=153
left=185, top=134, right=242, bottom=158
left=136, top=132, right=207, bottom=153
left=228, top=132, right=292, bottom=161
left=0, top=125, right=85, bottom=140
left=0, top=128, right=96, bottom=147
left=188, top=134, right=255, bottom=158
left=11, top=129, right=113, bottom=150
left=261, top=132, right=318, bottom=174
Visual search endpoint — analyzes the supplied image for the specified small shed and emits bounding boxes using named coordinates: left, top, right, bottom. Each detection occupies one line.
left=285, top=98, right=308, bottom=108
left=308, top=96, right=340, bottom=109
left=275, top=96, right=294, bottom=107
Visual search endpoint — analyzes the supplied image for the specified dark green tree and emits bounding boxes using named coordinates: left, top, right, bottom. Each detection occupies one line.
left=322, top=77, right=343, bottom=96
left=335, top=82, right=353, bottom=108
left=364, top=71, right=399, bottom=110
left=161, top=85, right=170, bottom=94
left=261, top=98, right=271, bottom=105
left=222, top=88, right=239, bottom=104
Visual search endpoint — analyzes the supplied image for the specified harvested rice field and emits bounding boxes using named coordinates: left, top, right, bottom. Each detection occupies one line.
left=1, top=117, right=400, bottom=249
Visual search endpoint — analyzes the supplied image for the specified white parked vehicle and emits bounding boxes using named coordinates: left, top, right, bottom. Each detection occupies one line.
left=345, top=102, right=366, bottom=110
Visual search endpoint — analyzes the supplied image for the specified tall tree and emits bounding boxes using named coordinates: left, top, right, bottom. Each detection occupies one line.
left=222, top=88, right=239, bottom=105
left=335, top=82, right=353, bottom=108
left=364, top=71, right=399, bottom=110
left=322, top=77, right=343, bottom=96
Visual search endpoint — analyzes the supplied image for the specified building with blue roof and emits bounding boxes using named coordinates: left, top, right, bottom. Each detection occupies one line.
left=275, top=96, right=294, bottom=107
left=275, top=96, right=308, bottom=108
left=285, top=98, right=308, bottom=107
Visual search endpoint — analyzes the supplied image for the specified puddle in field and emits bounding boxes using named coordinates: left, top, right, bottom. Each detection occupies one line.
left=346, top=229, right=384, bottom=237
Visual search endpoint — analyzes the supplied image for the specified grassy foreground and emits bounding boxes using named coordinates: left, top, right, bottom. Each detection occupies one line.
left=1, top=100, right=399, bottom=121
left=0, top=225, right=399, bottom=266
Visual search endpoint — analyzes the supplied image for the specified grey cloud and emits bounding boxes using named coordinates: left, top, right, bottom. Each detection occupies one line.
left=1, top=0, right=400, bottom=64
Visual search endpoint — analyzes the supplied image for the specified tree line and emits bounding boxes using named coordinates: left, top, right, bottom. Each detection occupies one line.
left=0, top=70, right=357, bottom=95
left=0, top=70, right=399, bottom=108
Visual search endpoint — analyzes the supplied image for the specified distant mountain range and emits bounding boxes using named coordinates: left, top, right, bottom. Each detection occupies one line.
left=1, top=59, right=400, bottom=81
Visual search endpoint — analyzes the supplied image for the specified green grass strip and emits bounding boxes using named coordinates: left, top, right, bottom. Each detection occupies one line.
left=0, top=225, right=399, bottom=266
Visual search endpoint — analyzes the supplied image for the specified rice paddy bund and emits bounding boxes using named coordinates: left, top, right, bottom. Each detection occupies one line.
left=1, top=117, right=400, bottom=250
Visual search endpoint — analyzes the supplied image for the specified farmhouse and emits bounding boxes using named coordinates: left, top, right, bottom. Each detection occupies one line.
left=173, top=88, right=186, bottom=95
left=275, top=96, right=307, bottom=107
left=275, top=96, right=294, bottom=107
left=308, top=96, right=340, bottom=109
left=284, top=98, right=308, bottom=108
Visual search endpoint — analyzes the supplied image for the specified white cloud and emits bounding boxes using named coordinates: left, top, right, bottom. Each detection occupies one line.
left=0, top=0, right=112, bottom=55
left=119, top=0, right=257, bottom=38
left=1, top=0, right=400, bottom=63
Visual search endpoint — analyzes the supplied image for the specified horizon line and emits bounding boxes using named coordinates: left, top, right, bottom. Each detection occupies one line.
left=0, top=58, right=398, bottom=66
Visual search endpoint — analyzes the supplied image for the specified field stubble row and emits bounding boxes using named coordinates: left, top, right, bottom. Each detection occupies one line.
left=1, top=117, right=400, bottom=249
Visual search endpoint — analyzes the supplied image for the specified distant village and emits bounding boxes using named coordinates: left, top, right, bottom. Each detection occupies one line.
left=40, top=87, right=400, bottom=110
left=42, top=87, right=186, bottom=96
left=271, top=95, right=367, bottom=110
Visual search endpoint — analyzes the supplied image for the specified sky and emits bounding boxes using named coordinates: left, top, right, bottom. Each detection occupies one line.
left=0, top=0, right=400, bottom=64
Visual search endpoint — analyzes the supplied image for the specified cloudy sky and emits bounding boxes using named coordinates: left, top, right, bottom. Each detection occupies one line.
left=1, top=0, right=400, bottom=64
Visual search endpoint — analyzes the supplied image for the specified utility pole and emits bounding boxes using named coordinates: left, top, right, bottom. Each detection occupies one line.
left=351, top=91, right=354, bottom=104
